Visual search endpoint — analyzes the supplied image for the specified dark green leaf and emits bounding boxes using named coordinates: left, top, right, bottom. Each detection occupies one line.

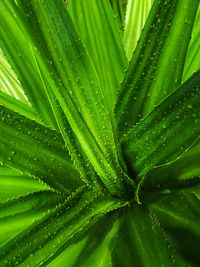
left=142, top=138, right=200, bottom=190
left=115, top=0, right=199, bottom=136
left=0, top=188, right=125, bottom=266
left=109, top=0, right=128, bottom=33
left=122, top=72, right=200, bottom=180
left=149, top=192, right=200, bottom=266
left=0, top=105, right=82, bottom=194
left=0, top=191, right=65, bottom=247
left=111, top=204, right=184, bottom=266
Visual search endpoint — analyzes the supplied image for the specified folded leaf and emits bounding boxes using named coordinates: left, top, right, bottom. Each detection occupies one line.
left=0, top=2, right=57, bottom=129
left=115, top=0, right=199, bottom=136
left=0, top=165, right=50, bottom=203
left=183, top=4, right=200, bottom=81
left=0, top=188, right=125, bottom=266
left=123, top=0, right=154, bottom=60
left=149, top=192, right=200, bottom=266
left=0, top=105, right=82, bottom=193
left=14, top=0, right=134, bottom=197
left=111, top=204, right=184, bottom=266
left=122, top=71, right=200, bottom=180
left=143, top=138, right=200, bottom=190
left=0, top=191, right=65, bottom=247
left=68, top=0, right=128, bottom=112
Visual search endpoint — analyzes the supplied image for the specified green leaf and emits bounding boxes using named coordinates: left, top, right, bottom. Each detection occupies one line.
left=149, top=192, right=200, bottom=266
left=0, top=188, right=125, bottom=266
left=123, top=0, right=154, bottom=61
left=14, top=0, right=134, bottom=198
left=122, top=71, right=200, bottom=180
left=142, top=138, right=200, bottom=190
left=0, top=105, right=82, bottom=194
left=68, top=0, right=128, bottom=112
left=111, top=204, right=184, bottom=266
left=183, top=4, right=200, bottom=81
left=109, top=0, right=128, bottom=33
left=0, top=165, right=50, bottom=203
left=48, top=213, right=119, bottom=267
left=0, top=49, right=27, bottom=103
left=0, top=90, right=41, bottom=123
left=115, top=0, right=199, bottom=136
left=0, top=190, right=65, bottom=247
left=0, top=2, right=58, bottom=129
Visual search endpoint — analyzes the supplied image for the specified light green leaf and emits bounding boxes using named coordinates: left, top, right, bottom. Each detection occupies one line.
left=115, top=0, right=199, bottom=136
left=0, top=191, right=65, bottom=247
left=0, top=49, right=27, bottom=103
left=0, top=105, right=82, bottom=194
left=123, top=0, right=154, bottom=61
left=183, top=4, right=200, bottom=81
left=68, top=0, right=128, bottom=112
left=111, top=204, right=184, bottom=266
left=0, top=188, right=125, bottom=266
left=149, top=192, right=200, bottom=266
left=0, top=90, right=41, bottom=123
left=143, top=138, right=200, bottom=190
left=14, top=0, right=134, bottom=198
left=0, top=2, right=57, bottom=129
left=122, top=71, right=200, bottom=180
left=0, top=165, right=50, bottom=203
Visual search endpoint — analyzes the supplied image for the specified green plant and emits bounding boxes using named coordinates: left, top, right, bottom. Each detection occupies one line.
left=0, top=0, right=200, bottom=266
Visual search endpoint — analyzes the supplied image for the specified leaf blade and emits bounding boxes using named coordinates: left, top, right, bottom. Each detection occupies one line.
left=0, top=105, right=82, bottom=194
left=122, top=72, right=200, bottom=180
left=115, top=0, right=199, bottom=136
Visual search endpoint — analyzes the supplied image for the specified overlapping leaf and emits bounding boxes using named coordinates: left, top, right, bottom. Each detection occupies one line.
left=115, top=0, right=199, bottom=136
left=8, top=0, right=135, bottom=198
left=0, top=188, right=125, bottom=266
left=0, top=191, right=65, bottom=247
left=122, top=72, right=200, bottom=181
left=0, top=105, right=82, bottom=193
left=0, top=165, right=50, bottom=203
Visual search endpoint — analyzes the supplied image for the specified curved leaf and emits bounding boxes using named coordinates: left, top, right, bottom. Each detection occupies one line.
left=0, top=105, right=82, bottom=194
left=115, top=0, right=199, bottom=137
left=149, top=192, right=200, bottom=266
left=0, top=191, right=65, bottom=247
left=0, top=91, right=40, bottom=123
left=143, top=138, right=200, bottom=190
left=13, top=0, right=134, bottom=198
left=0, top=165, right=50, bottom=203
left=122, top=71, right=200, bottom=180
left=0, top=188, right=125, bottom=266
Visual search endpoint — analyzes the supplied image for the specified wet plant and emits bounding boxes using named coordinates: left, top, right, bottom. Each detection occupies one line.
left=0, top=0, right=200, bottom=266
